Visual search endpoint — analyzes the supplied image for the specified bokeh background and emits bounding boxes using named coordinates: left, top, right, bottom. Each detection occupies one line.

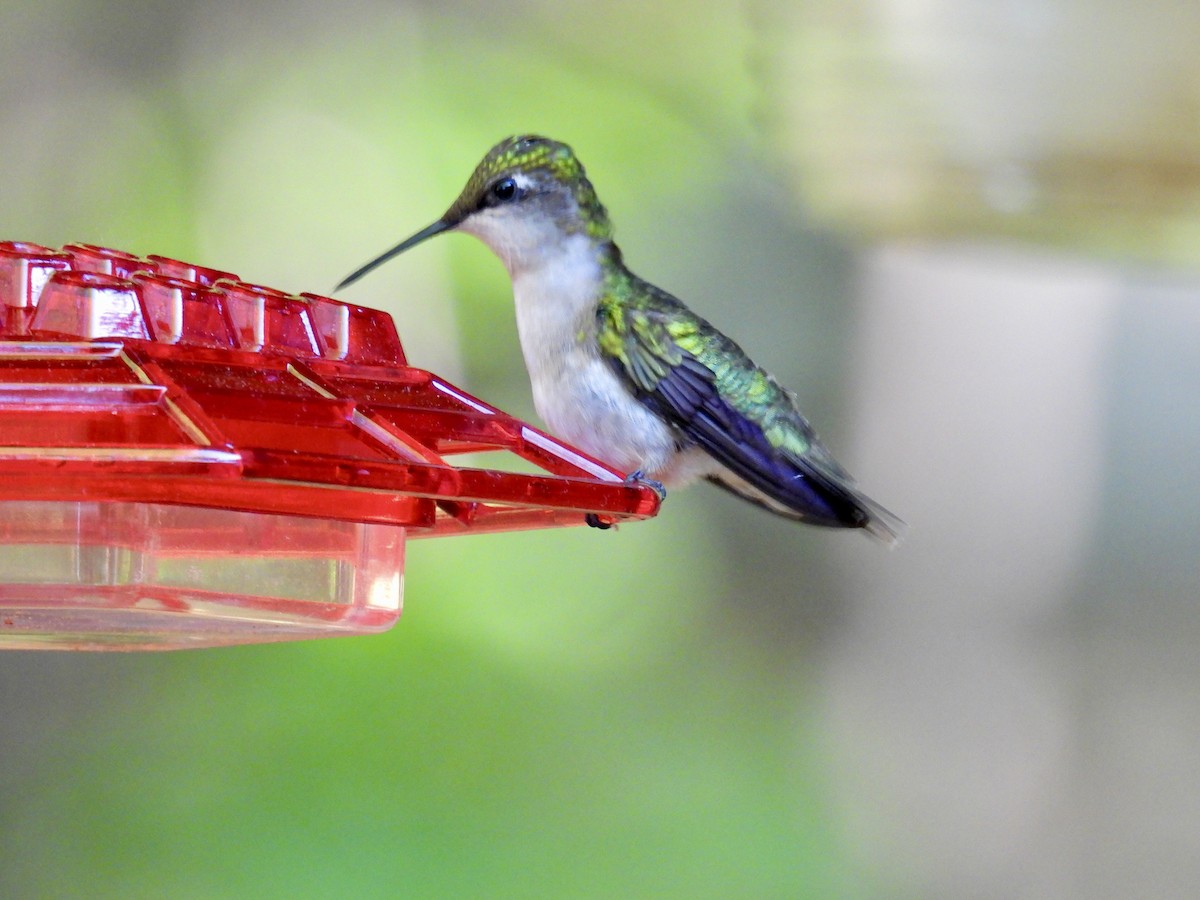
left=3, top=1, right=1200, bottom=897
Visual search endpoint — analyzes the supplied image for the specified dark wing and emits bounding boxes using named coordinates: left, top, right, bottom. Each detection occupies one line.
left=597, top=286, right=901, bottom=540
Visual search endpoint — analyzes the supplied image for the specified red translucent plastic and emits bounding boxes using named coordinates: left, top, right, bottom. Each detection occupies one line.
left=0, top=241, right=659, bottom=650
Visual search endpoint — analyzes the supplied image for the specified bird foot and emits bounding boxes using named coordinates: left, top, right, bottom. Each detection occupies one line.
left=626, top=470, right=667, bottom=501
left=584, top=471, right=665, bottom=531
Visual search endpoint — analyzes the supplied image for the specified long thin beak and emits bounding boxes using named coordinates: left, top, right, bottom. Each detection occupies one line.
left=334, top=219, right=453, bottom=292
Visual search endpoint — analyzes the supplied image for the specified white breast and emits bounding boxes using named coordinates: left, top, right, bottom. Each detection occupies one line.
left=507, top=235, right=681, bottom=476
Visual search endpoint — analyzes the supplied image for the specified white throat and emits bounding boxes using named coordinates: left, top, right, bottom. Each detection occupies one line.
left=507, top=232, right=604, bottom=381
left=457, top=200, right=605, bottom=369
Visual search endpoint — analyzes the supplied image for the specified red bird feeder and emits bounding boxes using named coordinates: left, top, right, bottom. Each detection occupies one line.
left=0, top=241, right=659, bottom=651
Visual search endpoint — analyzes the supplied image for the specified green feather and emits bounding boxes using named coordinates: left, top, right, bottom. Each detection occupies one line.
left=595, top=263, right=841, bottom=473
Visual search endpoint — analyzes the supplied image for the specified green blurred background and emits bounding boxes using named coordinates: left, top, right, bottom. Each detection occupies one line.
left=3, top=1, right=1200, bottom=897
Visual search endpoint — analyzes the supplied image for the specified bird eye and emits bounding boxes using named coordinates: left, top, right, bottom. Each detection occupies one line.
left=490, top=177, right=518, bottom=203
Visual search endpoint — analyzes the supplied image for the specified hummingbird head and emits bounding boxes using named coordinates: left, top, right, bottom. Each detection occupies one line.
left=336, top=135, right=613, bottom=290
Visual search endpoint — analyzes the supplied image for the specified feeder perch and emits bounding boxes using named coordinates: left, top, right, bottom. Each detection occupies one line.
left=0, top=241, right=659, bottom=651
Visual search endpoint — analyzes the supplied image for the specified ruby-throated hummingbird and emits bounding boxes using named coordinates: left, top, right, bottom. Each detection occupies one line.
left=337, top=135, right=902, bottom=543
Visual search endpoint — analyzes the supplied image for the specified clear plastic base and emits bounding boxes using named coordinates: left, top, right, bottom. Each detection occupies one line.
left=0, top=501, right=403, bottom=650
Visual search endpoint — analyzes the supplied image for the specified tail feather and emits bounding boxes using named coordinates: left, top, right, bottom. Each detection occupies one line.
left=705, top=470, right=905, bottom=547
left=852, top=491, right=905, bottom=548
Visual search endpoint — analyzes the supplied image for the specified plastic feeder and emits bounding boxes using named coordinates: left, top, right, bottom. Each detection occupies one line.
left=0, top=241, right=659, bottom=651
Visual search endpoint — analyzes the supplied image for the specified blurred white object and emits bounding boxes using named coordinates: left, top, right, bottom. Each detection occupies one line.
left=766, top=1, right=1200, bottom=263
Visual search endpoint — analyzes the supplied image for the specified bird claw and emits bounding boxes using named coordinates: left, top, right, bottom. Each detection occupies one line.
left=584, top=471, right=664, bottom=531
left=626, top=470, right=666, bottom=501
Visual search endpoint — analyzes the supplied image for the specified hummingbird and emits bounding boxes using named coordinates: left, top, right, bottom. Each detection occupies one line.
left=337, top=135, right=902, bottom=543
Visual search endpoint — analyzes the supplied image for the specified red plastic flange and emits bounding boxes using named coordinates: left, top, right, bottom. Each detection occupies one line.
left=0, top=241, right=659, bottom=650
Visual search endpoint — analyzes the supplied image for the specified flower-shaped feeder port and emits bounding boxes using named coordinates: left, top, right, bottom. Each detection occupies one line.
left=0, top=241, right=660, bottom=651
